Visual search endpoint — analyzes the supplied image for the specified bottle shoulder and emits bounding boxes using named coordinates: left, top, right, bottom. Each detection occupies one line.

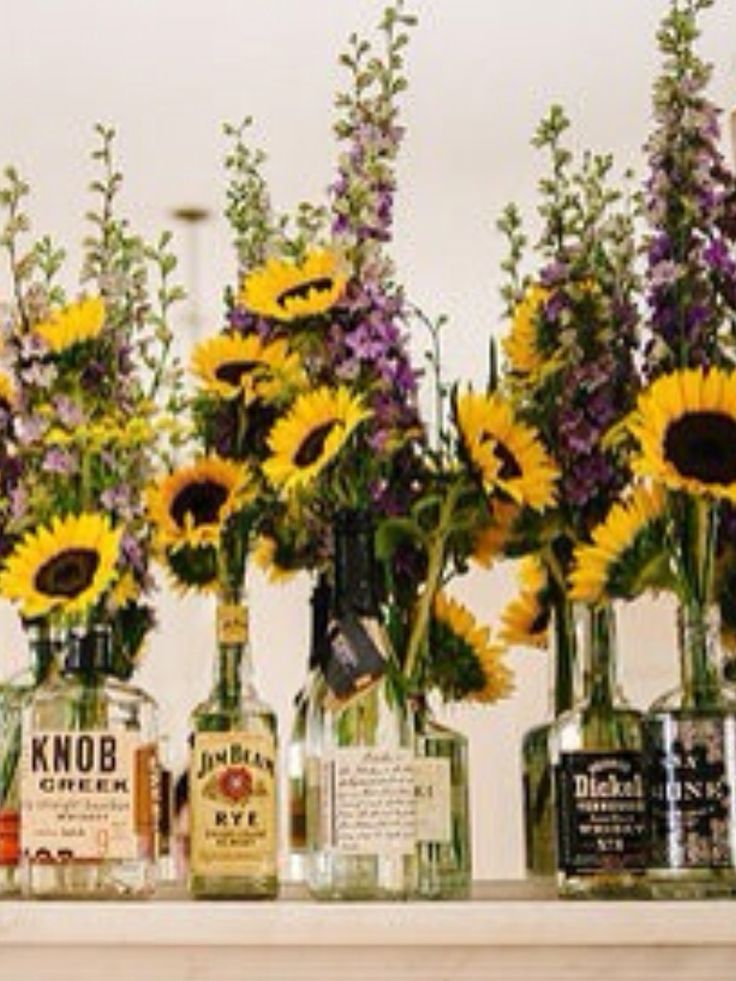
left=647, top=681, right=736, bottom=716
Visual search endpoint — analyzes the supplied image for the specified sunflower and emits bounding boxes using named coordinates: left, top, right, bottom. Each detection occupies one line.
left=239, top=247, right=347, bottom=322
left=628, top=367, right=736, bottom=503
left=34, top=296, right=105, bottom=354
left=432, top=592, right=513, bottom=704
left=251, top=535, right=297, bottom=584
left=263, top=386, right=371, bottom=493
left=0, top=512, right=122, bottom=619
left=502, top=284, right=548, bottom=377
left=0, top=371, right=15, bottom=411
left=471, top=500, right=521, bottom=567
left=569, top=483, right=668, bottom=603
left=499, top=557, right=550, bottom=650
left=148, top=456, right=253, bottom=551
left=191, top=333, right=304, bottom=403
left=455, top=389, right=559, bottom=510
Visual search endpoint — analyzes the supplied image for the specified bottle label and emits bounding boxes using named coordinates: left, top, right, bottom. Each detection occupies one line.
left=0, top=809, right=19, bottom=866
left=323, top=614, right=387, bottom=702
left=646, top=717, right=735, bottom=870
left=217, top=604, right=248, bottom=646
left=20, top=730, right=145, bottom=862
left=322, top=747, right=415, bottom=855
left=555, top=750, right=647, bottom=875
left=414, top=757, right=452, bottom=844
left=190, top=731, right=276, bottom=877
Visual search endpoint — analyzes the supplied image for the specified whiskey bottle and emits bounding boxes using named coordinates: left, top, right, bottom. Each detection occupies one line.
left=550, top=603, right=648, bottom=898
left=189, top=585, right=278, bottom=899
left=21, top=624, right=158, bottom=899
left=287, top=573, right=330, bottom=883
left=306, top=508, right=416, bottom=900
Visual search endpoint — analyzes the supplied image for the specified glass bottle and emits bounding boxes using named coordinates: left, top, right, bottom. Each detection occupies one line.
left=645, top=603, right=736, bottom=898
left=20, top=623, right=158, bottom=899
left=287, top=573, right=330, bottom=884
left=306, top=508, right=416, bottom=900
left=522, top=593, right=578, bottom=880
left=189, top=584, right=278, bottom=899
left=414, top=695, right=471, bottom=899
left=0, top=625, right=58, bottom=897
left=550, top=603, right=648, bottom=898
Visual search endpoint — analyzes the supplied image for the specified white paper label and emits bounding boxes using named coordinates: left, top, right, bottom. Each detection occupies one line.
left=415, top=757, right=452, bottom=843
left=21, top=730, right=141, bottom=862
left=328, top=747, right=416, bottom=855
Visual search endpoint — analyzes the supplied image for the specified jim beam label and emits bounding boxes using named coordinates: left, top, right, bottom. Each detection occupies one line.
left=646, top=717, right=736, bottom=869
left=321, top=747, right=415, bottom=855
left=217, top=603, right=248, bottom=646
left=414, top=757, right=452, bottom=844
left=323, top=614, right=387, bottom=704
left=190, top=731, right=276, bottom=877
left=555, top=751, right=647, bottom=875
left=21, top=730, right=146, bottom=862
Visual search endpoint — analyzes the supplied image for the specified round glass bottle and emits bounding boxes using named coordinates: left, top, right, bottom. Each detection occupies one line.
left=287, top=574, right=330, bottom=884
left=306, top=509, right=416, bottom=900
left=21, top=624, right=158, bottom=899
left=645, top=604, right=736, bottom=898
left=522, top=593, right=578, bottom=881
left=550, top=603, right=648, bottom=899
left=0, top=625, right=58, bottom=897
left=189, top=586, right=279, bottom=899
left=414, top=696, right=471, bottom=899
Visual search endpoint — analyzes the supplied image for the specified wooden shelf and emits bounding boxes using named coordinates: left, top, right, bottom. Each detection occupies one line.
left=1, top=881, right=735, bottom=980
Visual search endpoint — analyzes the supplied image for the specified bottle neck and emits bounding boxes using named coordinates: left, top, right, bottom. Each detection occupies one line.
left=63, top=623, right=114, bottom=680
left=214, top=588, right=252, bottom=708
left=550, top=594, right=579, bottom=716
left=678, top=601, right=722, bottom=707
left=333, top=509, right=380, bottom=618
left=580, top=603, right=618, bottom=708
left=309, top=573, right=331, bottom=672
left=26, top=621, right=58, bottom=685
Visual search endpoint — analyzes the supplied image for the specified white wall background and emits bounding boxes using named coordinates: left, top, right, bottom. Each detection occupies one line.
left=0, top=0, right=735, bottom=881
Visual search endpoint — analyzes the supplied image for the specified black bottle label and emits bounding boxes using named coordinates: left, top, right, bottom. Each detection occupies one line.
left=556, top=751, right=647, bottom=875
left=322, top=613, right=387, bottom=701
left=646, top=717, right=735, bottom=870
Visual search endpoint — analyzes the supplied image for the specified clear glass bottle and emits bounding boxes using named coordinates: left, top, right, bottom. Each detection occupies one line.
left=550, top=603, right=648, bottom=899
left=414, top=696, right=471, bottom=899
left=645, top=603, right=736, bottom=898
left=287, top=573, right=330, bottom=884
left=306, top=508, right=416, bottom=900
left=0, top=625, right=58, bottom=897
left=522, top=593, right=578, bottom=880
left=21, top=624, right=158, bottom=899
left=189, top=585, right=278, bottom=899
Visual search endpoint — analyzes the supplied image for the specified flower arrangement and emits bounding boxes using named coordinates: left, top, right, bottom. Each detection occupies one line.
left=495, top=103, right=641, bottom=647
left=566, top=0, right=736, bottom=651
left=0, top=125, right=184, bottom=671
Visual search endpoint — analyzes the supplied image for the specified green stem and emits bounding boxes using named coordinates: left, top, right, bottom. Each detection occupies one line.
left=402, top=480, right=462, bottom=683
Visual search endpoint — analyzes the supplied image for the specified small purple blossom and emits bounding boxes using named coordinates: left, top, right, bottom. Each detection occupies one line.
left=42, top=447, right=76, bottom=475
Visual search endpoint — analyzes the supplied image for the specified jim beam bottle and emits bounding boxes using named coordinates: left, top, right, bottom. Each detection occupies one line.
left=20, top=624, right=158, bottom=899
left=305, top=508, right=416, bottom=900
left=287, top=573, right=330, bottom=883
left=189, top=586, right=278, bottom=899
left=549, top=603, right=648, bottom=898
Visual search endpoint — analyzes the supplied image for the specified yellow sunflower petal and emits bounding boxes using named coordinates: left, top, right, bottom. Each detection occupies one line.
left=35, top=297, right=105, bottom=354
left=239, top=247, right=348, bottom=322
left=191, top=332, right=305, bottom=402
left=0, top=512, right=121, bottom=619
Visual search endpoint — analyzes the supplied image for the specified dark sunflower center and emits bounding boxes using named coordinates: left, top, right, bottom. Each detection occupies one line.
left=277, top=277, right=334, bottom=309
left=34, top=548, right=100, bottom=598
left=664, top=411, right=736, bottom=485
left=171, top=480, right=229, bottom=528
left=294, top=421, right=338, bottom=467
left=486, top=438, right=522, bottom=480
left=530, top=606, right=550, bottom=635
left=214, top=359, right=260, bottom=386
